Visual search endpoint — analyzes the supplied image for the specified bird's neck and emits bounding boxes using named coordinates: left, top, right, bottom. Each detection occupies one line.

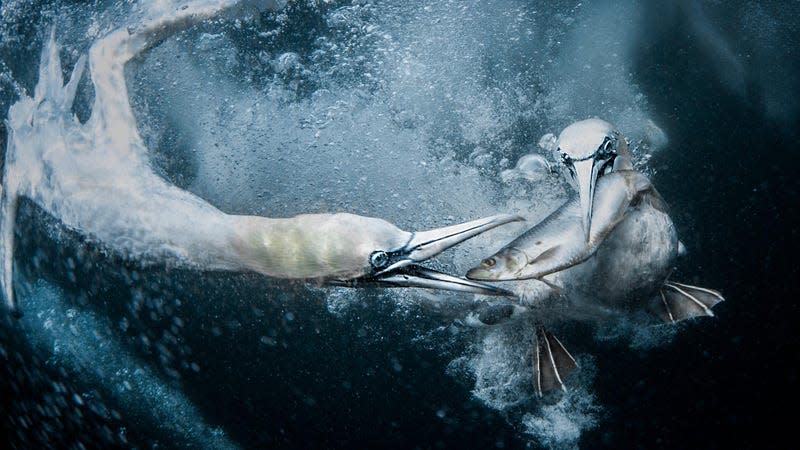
left=227, top=213, right=370, bottom=281
left=229, top=215, right=299, bottom=279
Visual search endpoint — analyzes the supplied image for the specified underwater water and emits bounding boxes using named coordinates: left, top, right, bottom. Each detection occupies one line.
left=1, top=0, right=798, bottom=448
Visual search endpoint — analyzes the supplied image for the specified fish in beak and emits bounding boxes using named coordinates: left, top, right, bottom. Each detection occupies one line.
left=363, top=266, right=514, bottom=296
left=331, top=214, right=523, bottom=296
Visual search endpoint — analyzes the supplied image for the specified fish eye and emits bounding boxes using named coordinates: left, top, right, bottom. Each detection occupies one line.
left=483, top=258, right=496, bottom=267
left=370, top=250, right=390, bottom=269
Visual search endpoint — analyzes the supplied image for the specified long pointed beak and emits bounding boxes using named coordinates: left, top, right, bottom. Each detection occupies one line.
left=572, top=159, right=600, bottom=242
left=402, top=214, right=524, bottom=263
left=355, top=266, right=515, bottom=296
left=331, top=214, right=522, bottom=296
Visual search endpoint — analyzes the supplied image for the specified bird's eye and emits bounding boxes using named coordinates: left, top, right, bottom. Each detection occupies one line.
left=370, top=250, right=390, bottom=269
left=596, top=136, right=616, bottom=159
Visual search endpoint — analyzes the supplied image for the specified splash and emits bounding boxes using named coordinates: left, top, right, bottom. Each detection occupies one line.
left=521, top=381, right=602, bottom=450
left=450, top=320, right=602, bottom=449
left=467, top=321, right=537, bottom=410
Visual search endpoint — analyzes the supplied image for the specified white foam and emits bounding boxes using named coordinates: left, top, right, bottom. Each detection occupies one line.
left=468, top=321, right=537, bottom=410
left=521, top=380, right=602, bottom=450
left=456, top=319, right=603, bottom=448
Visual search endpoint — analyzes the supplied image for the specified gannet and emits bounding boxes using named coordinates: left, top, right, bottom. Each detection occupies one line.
left=466, top=118, right=724, bottom=393
left=0, top=0, right=520, bottom=317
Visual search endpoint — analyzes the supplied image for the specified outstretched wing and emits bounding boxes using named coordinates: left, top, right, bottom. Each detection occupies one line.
left=1, top=28, right=87, bottom=317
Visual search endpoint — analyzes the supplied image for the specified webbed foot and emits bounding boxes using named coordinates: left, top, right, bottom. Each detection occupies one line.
left=533, top=325, right=577, bottom=395
left=655, top=281, right=724, bottom=323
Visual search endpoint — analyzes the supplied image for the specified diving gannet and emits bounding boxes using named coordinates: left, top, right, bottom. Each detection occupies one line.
left=466, top=118, right=724, bottom=393
left=1, top=0, right=520, bottom=317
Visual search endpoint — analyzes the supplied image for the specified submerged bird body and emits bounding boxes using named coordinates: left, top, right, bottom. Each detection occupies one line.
left=468, top=170, right=655, bottom=282
left=467, top=119, right=723, bottom=393
left=537, top=173, right=681, bottom=319
left=1, top=0, right=518, bottom=315
left=470, top=170, right=680, bottom=319
left=578, top=179, right=679, bottom=316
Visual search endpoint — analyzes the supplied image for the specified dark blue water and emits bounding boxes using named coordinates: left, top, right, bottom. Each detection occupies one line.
left=1, top=1, right=798, bottom=449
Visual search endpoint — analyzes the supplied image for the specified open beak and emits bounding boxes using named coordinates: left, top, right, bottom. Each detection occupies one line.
left=572, top=159, right=602, bottom=242
left=365, top=266, right=515, bottom=296
left=333, top=214, right=523, bottom=296
left=398, top=214, right=524, bottom=265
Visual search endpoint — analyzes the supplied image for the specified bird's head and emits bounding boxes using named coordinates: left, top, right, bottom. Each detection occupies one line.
left=330, top=213, right=523, bottom=296
left=554, top=118, right=630, bottom=241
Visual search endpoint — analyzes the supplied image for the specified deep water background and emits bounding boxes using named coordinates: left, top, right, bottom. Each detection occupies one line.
left=586, top=3, right=800, bottom=447
left=1, top=1, right=799, bottom=449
